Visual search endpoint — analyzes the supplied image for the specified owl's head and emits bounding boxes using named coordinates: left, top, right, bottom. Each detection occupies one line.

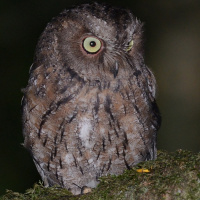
left=33, top=2, right=144, bottom=81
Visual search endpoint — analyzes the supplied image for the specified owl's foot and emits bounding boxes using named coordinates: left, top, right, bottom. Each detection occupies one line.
left=71, top=183, right=92, bottom=195
left=81, top=186, right=92, bottom=194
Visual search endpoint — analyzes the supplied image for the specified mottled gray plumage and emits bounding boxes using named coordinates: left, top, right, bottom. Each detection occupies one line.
left=22, top=2, right=161, bottom=195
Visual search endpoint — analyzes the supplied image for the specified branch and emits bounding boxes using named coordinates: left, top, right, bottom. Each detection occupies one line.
left=2, top=150, right=200, bottom=200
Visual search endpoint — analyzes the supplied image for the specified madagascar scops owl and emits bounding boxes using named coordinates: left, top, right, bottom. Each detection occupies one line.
left=22, top=2, right=161, bottom=195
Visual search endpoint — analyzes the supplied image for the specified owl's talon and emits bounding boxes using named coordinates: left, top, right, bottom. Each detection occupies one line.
left=81, top=186, right=92, bottom=194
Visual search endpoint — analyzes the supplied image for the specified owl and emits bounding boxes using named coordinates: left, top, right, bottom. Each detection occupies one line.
left=22, top=2, right=161, bottom=195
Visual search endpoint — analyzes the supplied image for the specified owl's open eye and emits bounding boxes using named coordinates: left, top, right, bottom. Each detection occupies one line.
left=126, top=40, right=134, bottom=52
left=82, top=37, right=102, bottom=54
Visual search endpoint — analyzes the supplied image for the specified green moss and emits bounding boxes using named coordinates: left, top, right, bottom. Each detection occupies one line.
left=2, top=150, right=200, bottom=200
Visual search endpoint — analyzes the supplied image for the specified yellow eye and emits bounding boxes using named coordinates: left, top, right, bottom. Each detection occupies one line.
left=82, top=37, right=101, bottom=54
left=126, top=40, right=134, bottom=51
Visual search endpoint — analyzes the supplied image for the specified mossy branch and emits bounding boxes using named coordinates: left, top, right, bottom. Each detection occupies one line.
left=2, top=150, right=200, bottom=200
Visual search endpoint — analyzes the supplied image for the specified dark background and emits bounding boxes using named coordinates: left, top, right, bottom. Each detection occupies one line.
left=0, top=0, right=200, bottom=195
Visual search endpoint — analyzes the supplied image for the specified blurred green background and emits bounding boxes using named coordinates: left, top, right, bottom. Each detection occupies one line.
left=0, top=0, right=200, bottom=196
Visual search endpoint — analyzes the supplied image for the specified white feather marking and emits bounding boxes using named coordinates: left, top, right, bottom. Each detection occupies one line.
left=34, top=79, right=37, bottom=85
left=86, top=180, right=98, bottom=188
left=79, top=117, right=92, bottom=148
left=64, top=154, right=74, bottom=165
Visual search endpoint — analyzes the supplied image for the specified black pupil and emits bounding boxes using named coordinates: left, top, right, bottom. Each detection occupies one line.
left=90, top=41, right=96, bottom=47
